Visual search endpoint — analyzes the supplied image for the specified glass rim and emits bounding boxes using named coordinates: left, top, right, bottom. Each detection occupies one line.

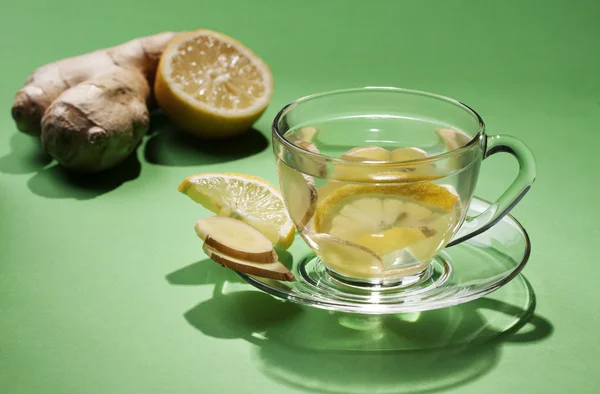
left=272, top=86, right=486, bottom=166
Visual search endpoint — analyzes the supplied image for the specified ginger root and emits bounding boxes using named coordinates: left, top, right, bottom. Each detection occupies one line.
left=11, top=32, right=177, bottom=172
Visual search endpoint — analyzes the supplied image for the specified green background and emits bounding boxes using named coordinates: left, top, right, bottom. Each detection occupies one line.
left=1, top=0, right=598, bottom=393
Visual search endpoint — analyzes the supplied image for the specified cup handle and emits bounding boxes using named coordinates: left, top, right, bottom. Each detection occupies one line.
left=447, top=134, right=536, bottom=247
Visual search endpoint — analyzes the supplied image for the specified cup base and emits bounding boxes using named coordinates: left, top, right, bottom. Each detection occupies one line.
left=325, top=264, right=434, bottom=289
left=295, top=254, right=453, bottom=305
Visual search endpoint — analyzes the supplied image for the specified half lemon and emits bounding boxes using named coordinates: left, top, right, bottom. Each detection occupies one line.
left=155, top=30, right=274, bottom=138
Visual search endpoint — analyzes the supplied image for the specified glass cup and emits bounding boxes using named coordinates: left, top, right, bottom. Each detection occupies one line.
left=273, top=87, right=536, bottom=287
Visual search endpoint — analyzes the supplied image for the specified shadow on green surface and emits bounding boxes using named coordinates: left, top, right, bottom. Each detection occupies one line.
left=167, top=259, right=247, bottom=286
left=248, top=297, right=552, bottom=394
left=144, top=114, right=269, bottom=167
left=26, top=152, right=141, bottom=200
left=0, top=133, right=52, bottom=175
left=167, top=261, right=553, bottom=394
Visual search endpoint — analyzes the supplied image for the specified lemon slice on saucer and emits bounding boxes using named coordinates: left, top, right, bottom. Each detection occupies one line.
left=179, top=173, right=295, bottom=249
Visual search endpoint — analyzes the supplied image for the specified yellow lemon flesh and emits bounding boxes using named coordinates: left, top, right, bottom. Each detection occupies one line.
left=155, top=30, right=273, bottom=138
left=179, top=173, right=295, bottom=249
left=313, top=181, right=460, bottom=277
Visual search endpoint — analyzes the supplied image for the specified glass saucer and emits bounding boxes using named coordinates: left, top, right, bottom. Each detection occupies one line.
left=238, top=197, right=531, bottom=314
